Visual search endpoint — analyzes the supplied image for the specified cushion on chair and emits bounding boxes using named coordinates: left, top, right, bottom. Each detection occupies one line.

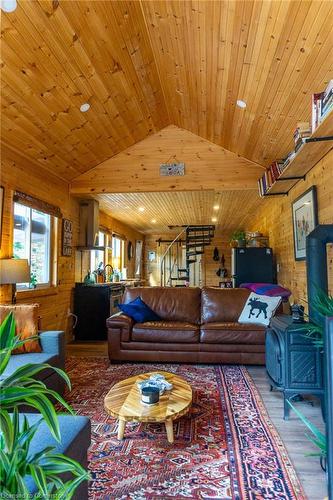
left=0, top=304, right=41, bottom=354
left=200, top=322, right=265, bottom=344
left=118, top=296, right=161, bottom=323
left=132, top=321, right=200, bottom=343
left=2, top=353, right=59, bottom=380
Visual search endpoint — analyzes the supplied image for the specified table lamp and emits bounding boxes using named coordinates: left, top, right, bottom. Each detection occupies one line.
left=0, top=259, right=31, bottom=304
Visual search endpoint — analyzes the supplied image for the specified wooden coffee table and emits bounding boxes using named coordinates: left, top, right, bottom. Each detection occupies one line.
left=104, top=371, right=192, bottom=443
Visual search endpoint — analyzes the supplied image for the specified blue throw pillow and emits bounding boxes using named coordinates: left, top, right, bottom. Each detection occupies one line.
left=118, top=296, right=161, bottom=323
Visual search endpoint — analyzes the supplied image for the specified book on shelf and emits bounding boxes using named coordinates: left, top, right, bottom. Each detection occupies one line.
left=321, top=80, right=333, bottom=121
left=312, top=92, right=324, bottom=132
left=312, top=80, right=333, bottom=132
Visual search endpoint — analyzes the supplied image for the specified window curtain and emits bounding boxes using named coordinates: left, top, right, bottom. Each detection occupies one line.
left=13, top=191, right=62, bottom=218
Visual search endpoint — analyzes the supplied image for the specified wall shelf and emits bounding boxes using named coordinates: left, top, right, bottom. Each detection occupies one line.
left=262, top=110, right=333, bottom=196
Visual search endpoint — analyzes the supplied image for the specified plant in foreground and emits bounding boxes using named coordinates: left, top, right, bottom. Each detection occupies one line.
left=0, top=312, right=90, bottom=498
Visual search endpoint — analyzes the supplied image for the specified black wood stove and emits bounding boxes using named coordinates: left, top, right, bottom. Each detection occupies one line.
left=266, top=315, right=324, bottom=419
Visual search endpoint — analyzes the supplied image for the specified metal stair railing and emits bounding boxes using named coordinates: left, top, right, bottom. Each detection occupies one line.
left=160, top=226, right=188, bottom=286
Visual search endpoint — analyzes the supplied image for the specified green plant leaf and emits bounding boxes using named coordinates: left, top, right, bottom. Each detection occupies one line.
left=3, top=362, right=71, bottom=390
left=0, top=410, right=14, bottom=452
left=288, top=401, right=326, bottom=455
left=29, top=465, right=49, bottom=497
left=24, top=394, right=61, bottom=441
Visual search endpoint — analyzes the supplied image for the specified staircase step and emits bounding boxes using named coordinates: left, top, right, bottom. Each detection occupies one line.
left=187, top=225, right=215, bottom=232
left=177, top=268, right=188, bottom=273
left=170, top=277, right=188, bottom=281
left=187, top=259, right=197, bottom=264
left=187, top=251, right=203, bottom=256
left=186, top=233, right=214, bottom=241
left=186, top=242, right=210, bottom=248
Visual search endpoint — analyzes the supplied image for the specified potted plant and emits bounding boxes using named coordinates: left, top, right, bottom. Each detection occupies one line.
left=301, top=288, right=333, bottom=348
left=0, top=312, right=90, bottom=497
left=230, top=229, right=246, bottom=248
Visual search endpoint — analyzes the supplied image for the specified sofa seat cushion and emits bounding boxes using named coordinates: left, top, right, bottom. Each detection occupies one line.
left=132, top=321, right=200, bottom=343
left=200, top=322, right=265, bottom=345
left=1, top=353, right=59, bottom=381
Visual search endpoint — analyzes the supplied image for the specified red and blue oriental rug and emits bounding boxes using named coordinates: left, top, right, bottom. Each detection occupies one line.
left=64, top=358, right=304, bottom=499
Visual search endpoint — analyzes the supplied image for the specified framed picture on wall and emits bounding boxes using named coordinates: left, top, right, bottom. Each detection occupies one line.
left=292, top=186, right=318, bottom=261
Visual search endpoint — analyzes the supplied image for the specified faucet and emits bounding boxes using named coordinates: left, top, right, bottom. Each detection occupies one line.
left=104, top=264, right=114, bottom=281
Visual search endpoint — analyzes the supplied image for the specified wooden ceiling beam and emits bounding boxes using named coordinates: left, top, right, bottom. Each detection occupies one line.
left=70, top=125, right=264, bottom=195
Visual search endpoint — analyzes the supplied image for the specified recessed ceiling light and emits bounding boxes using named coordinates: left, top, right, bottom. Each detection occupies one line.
left=151, top=219, right=156, bottom=224
left=80, top=102, right=90, bottom=112
left=0, top=0, right=17, bottom=12
left=138, top=207, right=145, bottom=212
left=236, top=99, right=247, bottom=109
left=213, top=205, right=219, bottom=210
left=211, top=217, right=217, bottom=222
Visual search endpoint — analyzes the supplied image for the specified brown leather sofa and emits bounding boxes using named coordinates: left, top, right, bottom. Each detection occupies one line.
left=107, top=287, right=270, bottom=365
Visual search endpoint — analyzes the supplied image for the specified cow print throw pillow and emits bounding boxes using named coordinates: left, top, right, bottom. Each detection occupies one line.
left=238, top=292, right=281, bottom=326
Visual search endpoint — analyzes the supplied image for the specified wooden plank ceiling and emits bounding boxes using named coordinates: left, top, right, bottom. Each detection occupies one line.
left=1, top=0, right=332, bottom=183
left=99, top=190, right=260, bottom=234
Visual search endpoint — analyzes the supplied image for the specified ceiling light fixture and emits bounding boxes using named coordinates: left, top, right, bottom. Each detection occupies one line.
left=213, top=205, right=219, bottom=210
left=0, top=0, right=17, bottom=12
left=80, top=102, right=90, bottom=112
left=211, top=217, right=217, bottom=223
left=236, top=99, right=247, bottom=109
left=151, top=219, right=156, bottom=224
left=138, top=207, right=145, bottom=212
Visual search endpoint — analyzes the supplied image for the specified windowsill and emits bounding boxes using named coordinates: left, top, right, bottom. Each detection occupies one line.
left=17, top=286, right=59, bottom=299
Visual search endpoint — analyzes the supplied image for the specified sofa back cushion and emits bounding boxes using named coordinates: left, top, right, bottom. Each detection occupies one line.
left=123, top=287, right=201, bottom=324
left=0, top=304, right=41, bottom=354
left=201, top=287, right=251, bottom=323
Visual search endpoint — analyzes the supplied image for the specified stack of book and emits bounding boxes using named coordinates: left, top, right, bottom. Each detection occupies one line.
left=258, top=160, right=284, bottom=197
left=293, top=121, right=311, bottom=152
left=312, top=79, right=333, bottom=132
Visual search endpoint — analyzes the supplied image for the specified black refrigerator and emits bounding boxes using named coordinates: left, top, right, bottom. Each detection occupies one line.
left=231, top=247, right=275, bottom=287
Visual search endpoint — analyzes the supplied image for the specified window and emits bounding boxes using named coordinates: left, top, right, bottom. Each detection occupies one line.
left=111, top=236, right=124, bottom=271
left=13, top=202, right=52, bottom=288
left=90, top=231, right=106, bottom=271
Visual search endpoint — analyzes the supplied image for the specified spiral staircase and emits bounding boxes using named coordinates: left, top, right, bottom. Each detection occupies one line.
left=160, top=225, right=215, bottom=287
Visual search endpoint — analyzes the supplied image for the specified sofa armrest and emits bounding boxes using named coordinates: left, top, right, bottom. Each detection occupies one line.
left=39, top=331, right=65, bottom=369
left=107, top=313, right=134, bottom=342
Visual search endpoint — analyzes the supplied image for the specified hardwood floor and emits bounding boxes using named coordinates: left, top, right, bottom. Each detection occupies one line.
left=67, top=342, right=327, bottom=499
left=248, top=366, right=327, bottom=500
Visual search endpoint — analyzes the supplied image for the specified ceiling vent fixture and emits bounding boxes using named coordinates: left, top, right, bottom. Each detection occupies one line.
left=160, top=162, right=185, bottom=176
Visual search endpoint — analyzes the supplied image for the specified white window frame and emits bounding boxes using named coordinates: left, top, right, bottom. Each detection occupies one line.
left=13, top=202, right=55, bottom=289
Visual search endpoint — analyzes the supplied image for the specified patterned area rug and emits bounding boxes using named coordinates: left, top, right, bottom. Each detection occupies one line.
left=64, top=358, right=305, bottom=499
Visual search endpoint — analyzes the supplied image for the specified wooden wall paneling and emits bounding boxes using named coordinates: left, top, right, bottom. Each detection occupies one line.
left=0, top=156, right=80, bottom=340
left=0, top=156, right=145, bottom=339
left=70, top=125, right=264, bottom=194
left=248, top=148, right=333, bottom=306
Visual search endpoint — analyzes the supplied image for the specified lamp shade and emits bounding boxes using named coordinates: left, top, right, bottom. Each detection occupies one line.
left=0, top=259, right=30, bottom=284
